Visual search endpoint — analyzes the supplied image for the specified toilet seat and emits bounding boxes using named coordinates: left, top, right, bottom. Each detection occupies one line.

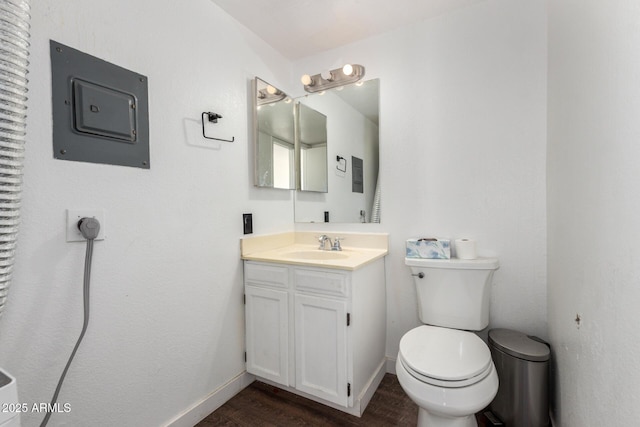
left=399, top=325, right=493, bottom=388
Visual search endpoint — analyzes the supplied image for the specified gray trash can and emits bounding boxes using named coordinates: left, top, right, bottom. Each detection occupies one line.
left=488, top=328, right=550, bottom=427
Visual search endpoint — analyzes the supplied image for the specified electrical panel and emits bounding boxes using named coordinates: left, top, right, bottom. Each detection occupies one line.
left=50, top=40, right=150, bottom=169
left=352, top=156, right=363, bottom=193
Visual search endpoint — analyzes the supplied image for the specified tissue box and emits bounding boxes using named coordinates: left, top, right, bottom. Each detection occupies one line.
left=406, top=238, right=451, bottom=259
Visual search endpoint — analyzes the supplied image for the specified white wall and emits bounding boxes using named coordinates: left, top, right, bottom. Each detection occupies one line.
left=0, top=1, right=553, bottom=425
left=294, top=0, right=548, bottom=357
left=0, top=1, right=294, bottom=426
left=547, top=1, right=640, bottom=425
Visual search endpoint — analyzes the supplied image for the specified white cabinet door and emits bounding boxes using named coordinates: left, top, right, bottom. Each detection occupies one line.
left=245, top=285, right=289, bottom=386
left=294, top=293, right=348, bottom=407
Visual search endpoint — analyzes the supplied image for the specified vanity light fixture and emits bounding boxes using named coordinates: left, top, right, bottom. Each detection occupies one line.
left=300, top=63, right=365, bottom=93
left=320, top=70, right=334, bottom=81
left=300, top=74, right=314, bottom=86
left=266, top=85, right=278, bottom=95
left=256, top=87, right=286, bottom=106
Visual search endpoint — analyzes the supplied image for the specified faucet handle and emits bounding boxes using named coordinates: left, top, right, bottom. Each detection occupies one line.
left=332, top=237, right=344, bottom=251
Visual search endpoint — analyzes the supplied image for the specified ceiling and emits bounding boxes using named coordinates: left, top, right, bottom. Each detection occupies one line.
left=333, top=78, right=379, bottom=124
left=210, top=0, right=487, bottom=59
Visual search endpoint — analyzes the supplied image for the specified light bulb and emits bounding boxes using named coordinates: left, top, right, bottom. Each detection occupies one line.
left=321, top=70, right=333, bottom=81
left=284, top=97, right=292, bottom=104
left=342, top=64, right=354, bottom=76
left=266, top=85, right=277, bottom=95
left=301, top=74, right=313, bottom=86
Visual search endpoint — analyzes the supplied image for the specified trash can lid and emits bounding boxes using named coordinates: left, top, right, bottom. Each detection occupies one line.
left=488, top=328, right=550, bottom=362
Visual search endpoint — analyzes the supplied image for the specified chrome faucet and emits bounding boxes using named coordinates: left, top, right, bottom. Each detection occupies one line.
left=318, top=235, right=343, bottom=251
left=318, top=234, right=333, bottom=250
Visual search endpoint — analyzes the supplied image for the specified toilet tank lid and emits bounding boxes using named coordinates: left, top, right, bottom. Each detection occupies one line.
left=405, top=257, right=499, bottom=270
left=489, top=328, right=550, bottom=362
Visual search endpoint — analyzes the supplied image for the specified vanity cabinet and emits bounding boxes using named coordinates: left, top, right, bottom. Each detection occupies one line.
left=244, top=262, right=290, bottom=386
left=243, top=258, right=386, bottom=416
left=294, top=267, right=349, bottom=406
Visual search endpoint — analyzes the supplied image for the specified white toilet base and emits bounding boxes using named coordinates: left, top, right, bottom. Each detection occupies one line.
left=396, top=356, right=498, bottom=427
left=418, top=408, right=476, bottom=427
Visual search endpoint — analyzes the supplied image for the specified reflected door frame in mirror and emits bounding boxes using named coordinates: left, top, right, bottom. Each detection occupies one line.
left=295, top=102, right=328, bottom=193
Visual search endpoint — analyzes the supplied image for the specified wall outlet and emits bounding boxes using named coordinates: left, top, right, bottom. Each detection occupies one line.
left=67, top=209, right=106, bottom=242
left=243, top=213, right=253, bottom=235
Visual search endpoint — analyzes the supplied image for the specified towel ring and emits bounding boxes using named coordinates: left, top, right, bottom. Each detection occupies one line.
left=201, top=112, right=235, bottom=143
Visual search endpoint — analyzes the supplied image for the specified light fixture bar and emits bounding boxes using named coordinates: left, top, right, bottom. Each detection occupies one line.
left=257, top=89, right=287, bottom=106
left=301, top=64, right=366, bottom=93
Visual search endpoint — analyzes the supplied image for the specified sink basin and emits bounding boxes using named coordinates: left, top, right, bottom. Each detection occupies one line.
left=282, top=250, right=349, bottom=260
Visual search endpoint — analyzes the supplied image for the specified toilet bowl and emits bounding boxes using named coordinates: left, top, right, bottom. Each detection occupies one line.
left=396, top=325, right=498, bottom=427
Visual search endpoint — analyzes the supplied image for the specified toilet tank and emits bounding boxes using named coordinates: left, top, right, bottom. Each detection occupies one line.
left=405, top=257, right=499, bottom=331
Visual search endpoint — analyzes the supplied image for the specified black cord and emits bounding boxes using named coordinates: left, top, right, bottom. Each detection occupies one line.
left=40, top=238, right=94, bottom=427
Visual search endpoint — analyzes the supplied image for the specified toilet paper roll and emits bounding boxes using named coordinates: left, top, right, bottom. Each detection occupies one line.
left=455, top=238, right=477, bottom=260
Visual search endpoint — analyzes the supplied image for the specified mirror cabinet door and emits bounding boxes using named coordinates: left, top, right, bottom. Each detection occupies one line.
left=296, top=103, right=328, bottom=193
left=254, top=78, right=295, bottom=189
left=294, top=79, right=380, bottom=223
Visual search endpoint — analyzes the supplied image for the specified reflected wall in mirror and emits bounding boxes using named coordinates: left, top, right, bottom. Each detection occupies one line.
left=294, top=79, right=380, bottom=223
left=296, top=103, right=327, bottom=192
left=254, top=78, right=295, bottom=189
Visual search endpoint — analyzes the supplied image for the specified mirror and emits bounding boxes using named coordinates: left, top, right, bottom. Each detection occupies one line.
left=252, top=77, right=380, bottom=223
left=294, top=79, right=380, bottom=223
left=253, top=78, right=295, bottom=189
left=296, top=103, right=327, bottom=192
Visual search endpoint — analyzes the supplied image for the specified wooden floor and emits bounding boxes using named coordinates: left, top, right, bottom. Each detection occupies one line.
left=197, top=374, right=491, bottom=426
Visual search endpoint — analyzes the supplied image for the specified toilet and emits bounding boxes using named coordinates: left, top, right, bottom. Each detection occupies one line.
left=396, top=257, right=500, bottom=427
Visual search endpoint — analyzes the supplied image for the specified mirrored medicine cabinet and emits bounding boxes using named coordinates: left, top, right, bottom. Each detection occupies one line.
left=252, top=77, right=380, bottom=223
left=254, top=78, right=295, bottom=189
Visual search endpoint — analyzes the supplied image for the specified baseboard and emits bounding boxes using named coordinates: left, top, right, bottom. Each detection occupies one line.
left=165, top=359, right=394, bottom=426
left=357, top=360, right=386, bottom=414
left=163, top=371, right=255, bottom=427
left=258, top=358, right=386, bottom=418
left=385, top=356, right=397, bottom=375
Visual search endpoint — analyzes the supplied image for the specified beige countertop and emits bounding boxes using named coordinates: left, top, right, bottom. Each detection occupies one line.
left=241, top=232, right=388, bottom=271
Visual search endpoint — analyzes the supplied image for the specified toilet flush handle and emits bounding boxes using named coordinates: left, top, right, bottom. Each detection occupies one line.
left=412, top=272, right=425, bottom=279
